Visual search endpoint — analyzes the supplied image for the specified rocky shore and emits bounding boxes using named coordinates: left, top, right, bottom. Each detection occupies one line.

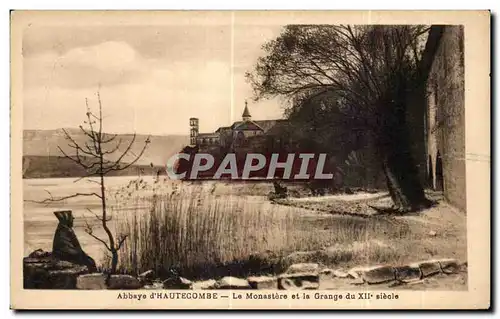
left=24, top=248, right=466, bottom=290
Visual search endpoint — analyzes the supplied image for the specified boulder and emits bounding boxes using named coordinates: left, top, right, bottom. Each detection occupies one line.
left=163, top=276, right=193, bottom=289
left=76, top=273, right=107, bottom=290
left=394, top=265, right=422, bottom=282
left=347, top=265, right=395, bottom=284
left=24, top=254, right=90, bottom=289
left=286, top=263, right=319, bottom=275
left=361, top=265, right=396, bottom=284
left=347, top=266, right=364, bottom=279
left=107, top=275, right=143, bottom=290
left=278, top=272, right=319, bottom=290
left=28, top=249, right=51, bottom=259
left=215, top=276, right=251, bottom=289
left=411, top=260, right=441, bottom=278
left=247, top=276, right=278, bottom=289
left=437, top=258, right=460, bottom=274
left=138, top=270, right=155, bottom=284
left=77, top=273, right=143, bottom=290
left=332, top=269, right=350, bottom=278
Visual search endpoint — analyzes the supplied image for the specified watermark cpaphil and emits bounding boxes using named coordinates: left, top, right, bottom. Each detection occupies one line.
left=166, top=152, right=335, bottom=180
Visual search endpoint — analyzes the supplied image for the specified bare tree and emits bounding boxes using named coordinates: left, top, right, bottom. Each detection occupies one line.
left=38, top=92, right=150, bottom=273
left=247, top=25, right=433, bottom=212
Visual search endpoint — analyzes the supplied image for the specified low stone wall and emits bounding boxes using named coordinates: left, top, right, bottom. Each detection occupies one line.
left=76, top=258, right=466, bottom=290
left=24, top=249, right=466, bottom=290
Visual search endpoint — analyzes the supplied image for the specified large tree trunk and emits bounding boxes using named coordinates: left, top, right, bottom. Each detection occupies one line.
left=381, top=148, right=431, bottom=212
left=376, top=97, right=432, bottom=213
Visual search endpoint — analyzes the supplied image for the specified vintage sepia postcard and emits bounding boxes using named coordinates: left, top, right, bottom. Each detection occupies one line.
left=10, top=10, right=490, bottom=310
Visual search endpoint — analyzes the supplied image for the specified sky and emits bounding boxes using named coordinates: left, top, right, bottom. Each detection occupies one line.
left=22, top=14, right=285, bottom=135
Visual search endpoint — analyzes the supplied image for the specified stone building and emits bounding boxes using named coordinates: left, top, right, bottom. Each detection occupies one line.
left=189, top=101, right=288, bottom=152
left=418, top=25, right=466, bottom=211
left=184, top=26, right=466, bottom=200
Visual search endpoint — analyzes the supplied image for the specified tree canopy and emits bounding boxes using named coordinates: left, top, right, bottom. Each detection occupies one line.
left=247, top=25, right=433, bottom=212
left=247, top=25, right=430, bottom=131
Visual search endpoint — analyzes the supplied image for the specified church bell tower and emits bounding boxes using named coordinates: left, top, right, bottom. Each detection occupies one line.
left=189, top=117, right=199, bottom=146
left=242, top=100, right=251, bottom=122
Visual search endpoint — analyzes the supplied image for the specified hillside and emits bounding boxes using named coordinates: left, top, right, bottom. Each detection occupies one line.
left=23, top=129, right=189, bottom=178
left=22, top=155, right=166, bottom=179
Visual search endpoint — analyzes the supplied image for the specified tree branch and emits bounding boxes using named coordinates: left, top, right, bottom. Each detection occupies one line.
left=101, top=134, right=118, bottom=144
left=30, top=191, right=102, bottom=204
left=102, top=135, right=150, bottom=174
left=83, top=220, right=111, bottom=252
left=116, top=234, right=128, bottom=251
left=102, top=138, right=123, bottom=155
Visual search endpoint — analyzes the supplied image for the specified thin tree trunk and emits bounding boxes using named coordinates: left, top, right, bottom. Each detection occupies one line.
left=111, top=250, right=118, bottom=274
left=100, top=159, right=117, bottom=273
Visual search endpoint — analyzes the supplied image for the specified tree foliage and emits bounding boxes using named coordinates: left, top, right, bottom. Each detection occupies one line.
left=248, top=24, right=429, bottom=125
left=247, top=25, right=432, bottom=212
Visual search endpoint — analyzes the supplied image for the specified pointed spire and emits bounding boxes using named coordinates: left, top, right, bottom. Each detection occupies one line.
left=242, top=100, right=251, bottom=121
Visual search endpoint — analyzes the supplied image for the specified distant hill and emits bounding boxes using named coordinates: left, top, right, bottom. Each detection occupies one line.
left=23, top=129, right=189, bottom=179
left=22, top=155, right=166, bottom=179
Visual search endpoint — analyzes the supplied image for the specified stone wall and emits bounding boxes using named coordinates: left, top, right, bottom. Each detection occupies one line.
left=425, top=26, right=466, bottom=212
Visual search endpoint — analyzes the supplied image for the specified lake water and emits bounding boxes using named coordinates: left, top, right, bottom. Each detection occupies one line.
left=23, top=176, right=279, bottom=264
left=23, top=176, right=320, bottom=265
left=23, top=175, right=176, bottom=263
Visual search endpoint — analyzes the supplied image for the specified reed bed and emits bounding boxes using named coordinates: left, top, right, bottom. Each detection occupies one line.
left=112, top=182, right=410, bottom=279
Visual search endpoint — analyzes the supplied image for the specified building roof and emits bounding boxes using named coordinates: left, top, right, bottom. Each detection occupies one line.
left=233, top=120, right=264, bottom=131
left=254, top=119, right=288, bottom=133
left=229, top=119, right=287, bottom=132
left=242, top=103, right=251, bottom=118
left=215, top=126, right=231, bottom=133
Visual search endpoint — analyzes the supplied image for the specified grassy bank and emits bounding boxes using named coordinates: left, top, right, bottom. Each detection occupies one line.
left=112, top=187, right=421, bottom=280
